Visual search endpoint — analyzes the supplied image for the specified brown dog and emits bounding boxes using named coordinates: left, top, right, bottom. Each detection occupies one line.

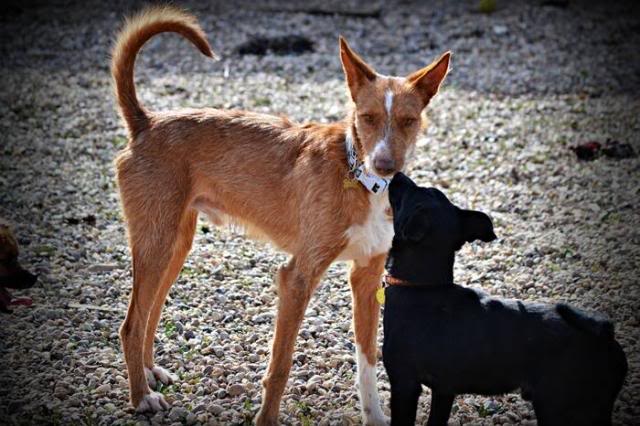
left=111, top=6, right=449, bottom=424
left=0, top=222, right=37, bottom=313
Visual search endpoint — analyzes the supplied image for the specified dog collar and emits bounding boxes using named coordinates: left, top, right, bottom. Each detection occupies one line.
left=382, top=274, right=407, bottom=286
left=345, top=130, right=390, bottom=195
left=376, top=274, right=411, bottom=305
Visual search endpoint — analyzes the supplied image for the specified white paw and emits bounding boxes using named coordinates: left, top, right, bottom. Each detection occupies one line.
left=145, top=366, right=177, bottom=389
left=364, top=412, right=389, bottom=426
left=135, top=391, right=170, bottom=412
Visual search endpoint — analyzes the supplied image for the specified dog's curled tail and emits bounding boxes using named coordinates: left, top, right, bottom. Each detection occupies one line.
left=111, top=6, right=216, bottom=137
left=556, top=303, right=614, bottom=340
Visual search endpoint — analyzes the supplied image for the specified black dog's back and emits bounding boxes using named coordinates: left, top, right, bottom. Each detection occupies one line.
left=384, top=284, right=627, bottom=426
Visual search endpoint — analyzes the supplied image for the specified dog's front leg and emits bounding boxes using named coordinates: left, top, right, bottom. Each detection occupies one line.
left=389, top=379, right=421, bottom=426
left=350, top=254, right=388, bottom=425
left=426, top=392, right=454, bottom=426
left=256, top=255, right=332, bottom=425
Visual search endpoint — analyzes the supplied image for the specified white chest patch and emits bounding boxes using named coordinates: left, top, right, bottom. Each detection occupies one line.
left=338, top=194, right=394, bottom=263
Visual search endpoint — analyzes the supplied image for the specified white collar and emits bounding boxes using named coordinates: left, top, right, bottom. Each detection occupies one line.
left=345, top=130, right=390, bottom=195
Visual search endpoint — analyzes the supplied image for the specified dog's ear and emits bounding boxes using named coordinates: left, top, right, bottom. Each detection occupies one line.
left=339, top=36, right=377, bottom=101
left=460, top=209, right=497, bottom=243
left=406, top=51, right=451, bottom=105
left=398, top=209, right=429, bottom=242
left=0, top=225, right=19, bottom=259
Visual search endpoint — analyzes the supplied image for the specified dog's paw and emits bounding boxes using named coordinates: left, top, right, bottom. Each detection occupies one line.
left=145, top=366, right=177, bottom=389
left=364, top=412, right=390, bottom=426
left=135, top=391, right=170, bottom=412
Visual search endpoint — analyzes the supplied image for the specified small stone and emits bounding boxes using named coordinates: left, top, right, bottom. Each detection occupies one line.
left=88, top=263, right=119, bottom=273
left=54, top=384, right=69, bottom=398
left=493, top=24, right=508, bottom=36
left=95, top=383, right=111, bottom=394
left=169, top=406, right=188, bottom=421
left=252, top=313, right=274, bottom=324
left=210, top=404, right=224, bottom=415
left=67, top=396, right=82, bottom=407
left=227, top=383, right=245, bottom=396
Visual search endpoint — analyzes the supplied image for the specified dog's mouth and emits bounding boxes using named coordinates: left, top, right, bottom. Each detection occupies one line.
left=0, top=270, right=37, bottom=313
left=0, top=286, right=33, bottom=313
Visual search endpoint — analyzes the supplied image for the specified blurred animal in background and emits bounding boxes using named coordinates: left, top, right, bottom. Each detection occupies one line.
left=0, top=221, right=37, bottom=313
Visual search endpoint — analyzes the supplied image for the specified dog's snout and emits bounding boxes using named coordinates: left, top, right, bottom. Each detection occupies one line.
left=374, top=157, right=395, bottom=176
left=25, top=272, right=38, bottom=287
left=1, top=269, right=38, bottom=290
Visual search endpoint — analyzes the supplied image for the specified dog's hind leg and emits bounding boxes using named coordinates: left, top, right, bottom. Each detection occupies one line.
left=256, top=251, right=337, bottom=426
left=426, top=392, right=454, bottom=426
left=119, top=197, right=192, bottom=412
left=143, top=210, right=197, bottom=388
left=350, top=254, right=387, bottom=425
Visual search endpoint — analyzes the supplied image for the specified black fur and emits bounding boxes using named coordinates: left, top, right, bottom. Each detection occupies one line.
left=383, top=173, right=627, bottom=426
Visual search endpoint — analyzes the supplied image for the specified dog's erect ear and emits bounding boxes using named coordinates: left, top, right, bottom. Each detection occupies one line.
left=398, top=210, right=429, bottom=242
left=0, top=225, right=19, bottom=259
left=339, top=36, right=377, bottom=101
left=406, top=51, right=451, bottom=105
left=460, top=209, right=497, bottom=243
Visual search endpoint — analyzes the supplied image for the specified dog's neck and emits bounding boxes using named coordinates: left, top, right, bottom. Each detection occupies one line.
left=344, top=114, right=390, bottom=195
left=385, top=238, right=455, bottom=286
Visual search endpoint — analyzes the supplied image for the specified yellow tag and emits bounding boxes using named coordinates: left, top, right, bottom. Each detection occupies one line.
left=376, top=287, right=385, bottom=305
left=343, top=178, right=359, bottom=189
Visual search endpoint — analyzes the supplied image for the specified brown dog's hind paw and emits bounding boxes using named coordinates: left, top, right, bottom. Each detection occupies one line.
left=145, top=366, right=177, bottom=389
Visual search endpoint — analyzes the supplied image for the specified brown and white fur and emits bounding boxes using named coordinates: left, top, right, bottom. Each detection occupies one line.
left=111, top=6, right=450, bottom=425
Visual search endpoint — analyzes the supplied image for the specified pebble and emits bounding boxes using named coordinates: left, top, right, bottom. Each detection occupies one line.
left=169, top=406, right=188, bottom=421
left=209, top=405, right=224, bottom=415
left=227, top=383, right=246, bottom=397
left=88, top=263, right=119, bottom=273
left=95, top=384, right=111, bottom=394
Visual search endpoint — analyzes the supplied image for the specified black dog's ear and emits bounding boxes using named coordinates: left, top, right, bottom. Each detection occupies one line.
left=460, top=209, right=497, bottom=243
left=398, top=210, right=429, bottom=242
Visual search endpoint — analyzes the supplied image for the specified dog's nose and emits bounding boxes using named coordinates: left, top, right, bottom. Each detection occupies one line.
left=27, top=272, right=38, bottom=287
left=374, top=157, right=395, bottom=176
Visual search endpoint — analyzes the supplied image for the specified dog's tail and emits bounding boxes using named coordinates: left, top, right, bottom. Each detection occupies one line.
left=556, top=303, right=614, bottom=340
left=111, top=6, right=216, bottom=137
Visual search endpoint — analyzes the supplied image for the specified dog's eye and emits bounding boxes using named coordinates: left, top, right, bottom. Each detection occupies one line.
left=401, top=117, right=417, bottom=127
left=359, top=114, right=376, bottom=125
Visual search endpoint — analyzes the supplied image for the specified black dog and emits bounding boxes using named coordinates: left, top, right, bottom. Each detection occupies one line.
left=0, top=223, right=37, bottom=313
left=383, top=173, right=627, bottom=426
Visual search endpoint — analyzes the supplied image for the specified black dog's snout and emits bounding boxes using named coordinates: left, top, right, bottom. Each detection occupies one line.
left=1, top=269, right=38, bottom=289
left=25, top=271, right=38, bottom=287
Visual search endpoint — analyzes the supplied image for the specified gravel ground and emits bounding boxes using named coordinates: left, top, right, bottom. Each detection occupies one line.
left=1, top=0, right=639, bottom=424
